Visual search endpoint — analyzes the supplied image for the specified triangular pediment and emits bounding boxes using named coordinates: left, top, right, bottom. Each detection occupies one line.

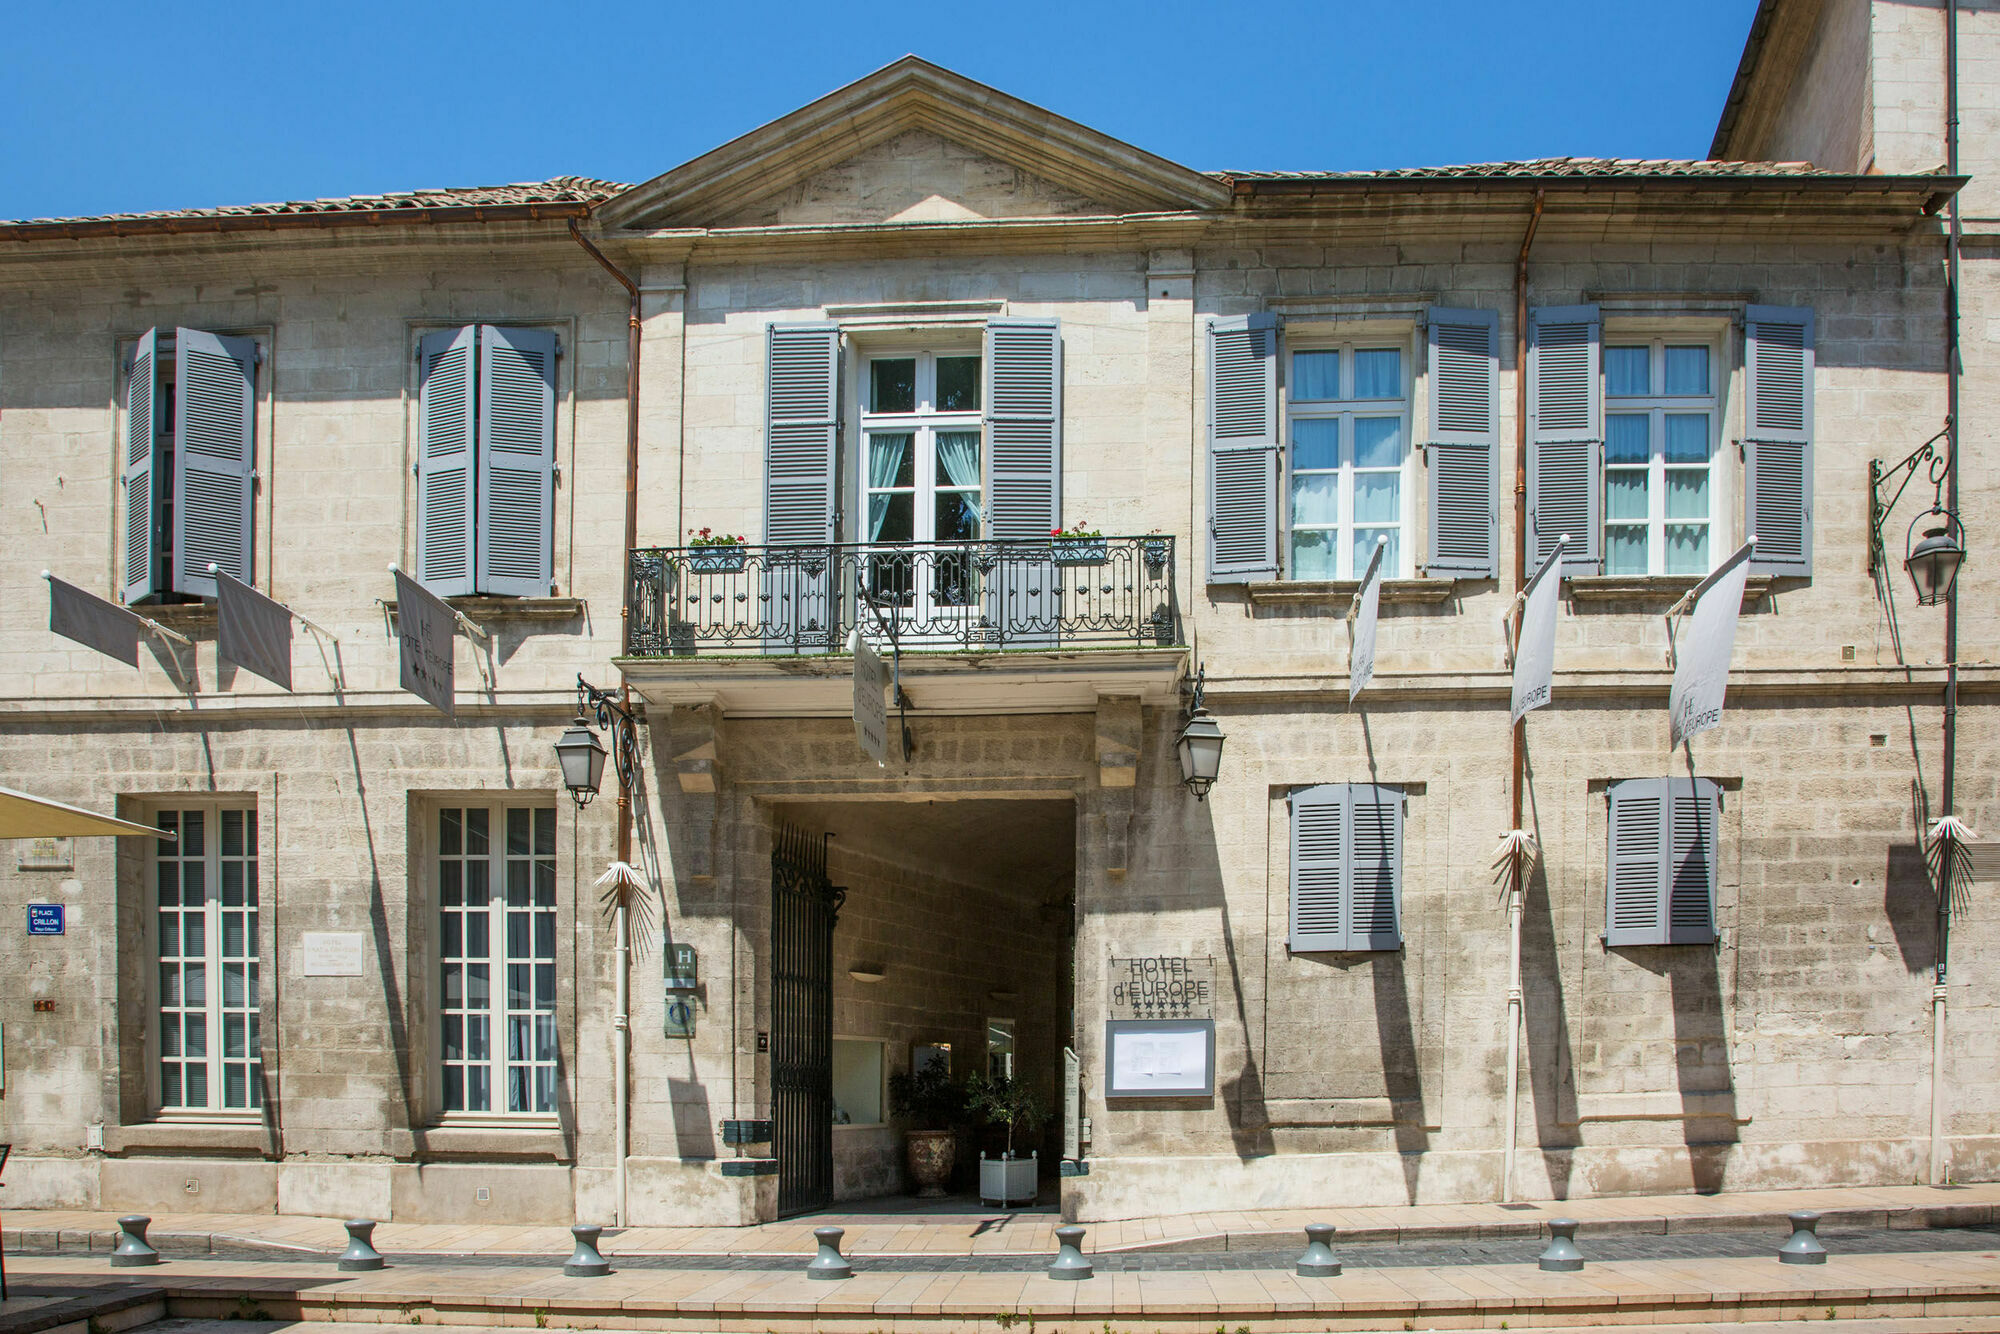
left=597, top=57, right=1230, bottom=231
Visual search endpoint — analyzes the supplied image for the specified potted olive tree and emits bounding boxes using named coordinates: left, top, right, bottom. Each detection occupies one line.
left=889, top=1059, right=965, bottom=1198
left=966, top=1072, right=1047, bottom=1207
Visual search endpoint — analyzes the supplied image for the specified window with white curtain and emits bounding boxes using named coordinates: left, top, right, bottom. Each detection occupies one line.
left=858, top=349, right=983, bottom=611
left=154, top=805, right=261, bottom=1115
left=1286, top=343, right=1412, bottom=579
left=437, top=804, right=558, bottom=1117
left=1603, top=341, right=1721, bottom=576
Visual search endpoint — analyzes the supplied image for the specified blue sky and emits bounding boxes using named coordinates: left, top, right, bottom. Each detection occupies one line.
left=3, top=0, right=1758, bottom=221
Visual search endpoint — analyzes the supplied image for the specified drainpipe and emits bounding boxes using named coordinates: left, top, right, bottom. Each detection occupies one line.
left=570, top=217, right=643, bottom=1225
left=1503, top=189, right=1545, bottom=1204
left=1931, top=0, right=1963, bottom=1188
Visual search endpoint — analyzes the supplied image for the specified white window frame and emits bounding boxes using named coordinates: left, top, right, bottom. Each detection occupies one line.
left=1602, top=330, right=1728, bottom=577
left=856, top=348, right=985, bottom=543
left=851, top=341, right=986, bottom=628
left=148, top=801, right=263, bottom=1122
left=433, top=801, right=561, bottom=1125
left=1283, top=337, right=1415, bottom=580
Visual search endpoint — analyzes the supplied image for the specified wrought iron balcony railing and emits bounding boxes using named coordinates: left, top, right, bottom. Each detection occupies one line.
left=625, top=536, right=1181, bottom=656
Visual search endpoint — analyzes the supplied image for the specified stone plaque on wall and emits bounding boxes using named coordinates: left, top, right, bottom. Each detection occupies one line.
left=1107, top=954, right=1215, bottom=1020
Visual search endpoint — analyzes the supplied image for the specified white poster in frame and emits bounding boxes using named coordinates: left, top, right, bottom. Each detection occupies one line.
left=1104, top=1019, right=1215, bottom=1098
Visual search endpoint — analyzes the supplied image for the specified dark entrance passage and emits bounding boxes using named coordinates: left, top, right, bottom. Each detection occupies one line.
left=771, top=823, right=844, bottom=1217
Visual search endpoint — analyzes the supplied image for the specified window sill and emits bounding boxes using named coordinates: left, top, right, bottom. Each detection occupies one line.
left=1245, top=578, right=1457, bottom=607
left=1566, top=575, right=1773, bottom=607
left=421, top=1121, right=568, bottom=1160
left=382, top=596, right=585, bottom=625
left=104, top=1120, right=272, bottom=1154
left=128, top=602, right=217, bottom=634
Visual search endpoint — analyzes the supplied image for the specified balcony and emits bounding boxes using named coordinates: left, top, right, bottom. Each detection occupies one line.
left=618, top=536, right=1187, bottom=717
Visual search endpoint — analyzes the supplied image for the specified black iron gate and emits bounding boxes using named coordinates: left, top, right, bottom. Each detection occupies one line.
left=771, top=824, right=843, bottom=1217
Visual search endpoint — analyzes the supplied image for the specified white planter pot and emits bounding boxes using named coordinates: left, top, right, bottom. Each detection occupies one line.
left=980, top=1151, right=1039, bottom=1207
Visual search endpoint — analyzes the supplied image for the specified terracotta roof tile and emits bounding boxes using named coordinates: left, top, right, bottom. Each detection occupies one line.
left=1217, top=157, right=1840, bottom=182
left=11, top=176, right=627, bottom=227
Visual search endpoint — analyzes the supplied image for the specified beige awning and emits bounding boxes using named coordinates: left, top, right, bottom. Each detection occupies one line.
left=0, top=785, right=171, bottom=840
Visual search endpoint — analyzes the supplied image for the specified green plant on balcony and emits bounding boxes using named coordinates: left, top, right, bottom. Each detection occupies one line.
left=685, top=528, right=749, bottom=573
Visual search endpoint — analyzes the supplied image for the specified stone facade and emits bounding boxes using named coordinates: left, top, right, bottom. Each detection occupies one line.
left=0, top=32, right=1991, bottom=1226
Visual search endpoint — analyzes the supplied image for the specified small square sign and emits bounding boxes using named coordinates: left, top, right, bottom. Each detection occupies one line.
left=27, top=904, right=66, bottom=935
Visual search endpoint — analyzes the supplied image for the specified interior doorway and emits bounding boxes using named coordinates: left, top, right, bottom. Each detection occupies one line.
left=769, top=797, right=1075, bottom=1214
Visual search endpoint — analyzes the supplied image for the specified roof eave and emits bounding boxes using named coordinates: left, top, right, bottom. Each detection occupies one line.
left=0, top=199, right=597, bottom=243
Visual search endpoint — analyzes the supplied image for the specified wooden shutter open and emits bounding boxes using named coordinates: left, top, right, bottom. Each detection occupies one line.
left=1289, top=784, right=1347, bottom=952
left=1425, top=308, right=1499, bottom=578
left=764, top=324, right=840, bottom=545
left=1207, top=315, right=1280, bottom=583
left=1744, top=306, right=1814, bottom=576
left=172, top=328, right=257, bottom=598
left=984, top=319, right=1062, bottom=539
left=1666, top=779, right=1720, bottom=944
left=122, top=328, right=161, bottom=605
left=1605, top=778, right=1668, bottom=946
left=476, top=325, right=557, bottom=597
left=763, top=324, right=840, bottom=653
left=416, top=326, right=478, bottom=597
left=1528, top=305, right=1603, bottom=576
left=1348, top=784, right=1405, bottom=950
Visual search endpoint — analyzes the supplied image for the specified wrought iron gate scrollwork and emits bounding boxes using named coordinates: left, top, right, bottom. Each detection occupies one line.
left=771, top=823, right=843, bottom=1216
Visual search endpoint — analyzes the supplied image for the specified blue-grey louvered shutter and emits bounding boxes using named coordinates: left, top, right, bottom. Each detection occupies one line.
left=476, top=325, right=557, bottom=597
left=172, top=328, right=257, bottom=599
left=1605, top=778, right=1667, bottom=946
left=1348, top=784, right=1404, bottom=950
left=985, top=319, right=1062, bottom=537
left=1744, top=306, right=1814, bottom=577
left=417, top=326, right=478, bottom=597
left=1666, top=777, right=1720, bottom=944
left=764, top=324, right=840, bottom=652
left=985, top=319, right=1062, bottom=647
left=1289, top=784, right=1347, bottom=952
left=122, top=328, right=162, bottom=605
left=1207, top=315, right=1280, bottom=583
left=765, top=324, right=840, bottom=544
left=1425, top=308, right=1499, bottom=578
left=1528, top=305, right=1603, bottom=576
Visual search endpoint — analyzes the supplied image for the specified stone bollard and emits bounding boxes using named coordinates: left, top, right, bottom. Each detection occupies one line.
left=807, top=1226, right=852, bottom=1280
left=338, top=1219, right=385, bottom=1272
left=1538, top=1218, right=1585, bottom=1273
left=111, top=1216, right=160, bottom=1267
left=564, top=1224, right=612, bottom=1277
left=1295, top=1223, right=1342, bottom=1277
left=1779, top=1211, right=1828, bottom=1265
left=1048, top=1225, right=1092, bottom=1281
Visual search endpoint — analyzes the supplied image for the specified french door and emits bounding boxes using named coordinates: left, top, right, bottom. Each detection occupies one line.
left=859, top=352, right=983, bottom=637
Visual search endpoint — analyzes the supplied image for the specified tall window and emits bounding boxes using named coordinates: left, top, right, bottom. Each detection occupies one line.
left=1287, top=344, right=1410, bottom=579
left=1604, top=341, right=1719, bottom=576
left=155, top=807, right=261, bottom=1113
left=438, top=805, right=558, bottom=1116
left=860, top=350, right=982, bottom=610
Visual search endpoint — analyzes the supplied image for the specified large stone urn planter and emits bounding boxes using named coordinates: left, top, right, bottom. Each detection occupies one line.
left=905, top=1129, right=956, bottom=1198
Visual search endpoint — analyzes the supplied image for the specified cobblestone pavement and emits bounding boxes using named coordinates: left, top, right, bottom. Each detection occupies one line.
left=20, top=1224, right=1997, bottom=1273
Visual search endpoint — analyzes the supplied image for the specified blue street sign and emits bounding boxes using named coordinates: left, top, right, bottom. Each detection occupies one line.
left=27, top=903, right=65, bottom=935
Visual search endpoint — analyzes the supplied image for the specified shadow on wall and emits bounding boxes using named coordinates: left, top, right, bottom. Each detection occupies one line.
left=1518, top=795, right=1581, bottom=1199
left=1627, top=944, right=1740, bottom=1193
left=1885, top=842, right=1941, bottom=975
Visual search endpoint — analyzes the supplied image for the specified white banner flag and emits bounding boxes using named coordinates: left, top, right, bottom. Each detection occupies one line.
left=393, top=567, right=458, bottom=719
left=1668, top=540, right=1756, bottom=747
left=215, top=568, right=294, bottom=691
left=1348, top=537, right=1387, bottom=703
left=1510, top=536, right=1568, bottom=726
left=851, top=629, right=889, bottom=765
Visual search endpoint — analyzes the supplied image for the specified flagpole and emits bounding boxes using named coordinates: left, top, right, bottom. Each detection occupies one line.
left=1499, top=534, right=1561, bottom=1204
